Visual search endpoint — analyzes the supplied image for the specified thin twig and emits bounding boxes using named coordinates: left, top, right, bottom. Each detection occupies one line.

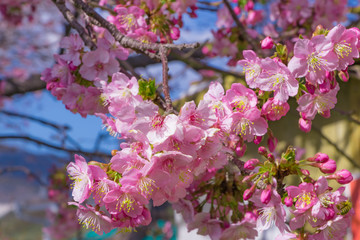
left=0, top=135, right=111, bottom=159
left=0, top=166, right=47, bottom=186
left=312, top=126, right=360, bottom=169
left=222, top=0, right=262, bottom=55
left=160, top=47, right=173, bottom=113
left=0, top=110, right=70, bottom=131
left=334, top=108, right=360, bottom=125
left=0, top=110, right=83, bottom=151
left=53, top=0, right=96, bottom=50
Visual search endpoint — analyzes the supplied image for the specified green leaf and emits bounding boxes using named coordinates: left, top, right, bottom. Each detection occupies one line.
left=139, top=78, right=157, bottom=100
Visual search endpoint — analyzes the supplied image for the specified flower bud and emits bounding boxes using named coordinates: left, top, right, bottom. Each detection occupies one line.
left=235, top=141, right=247, bottom=157
left=244, top=158, right=260, bottom=170
left=243, top=185, right=255, bottom=200
left=261, top=36, right=274, bottom=49
left=267, top=135, right=278, bottom=152
left=299, top=118, right=311, bottom=133
left=335, top=169, right=353, bottom=184
left=253, top=136, right=262, bottom=145
left=310, top=153, right=329, bottom=163
left=170, top=26, right=180, bottom=40
left=338, top=69, right=349, bottom=82
left=324, top=208, right=335, bottom=220
left=301, top=169, right=310, bottom=176
left=244, top=1, right=254, bottom=11
left=284, top=196, right=293, bottom=207
left=319, top=159, right=337, bottom=174
left=305, top=82, right=316, bottom=94
left=261, top=185, right=272, bottom=204
left=234, top=6, right=241, bottom=15
left=267, top=153, right=275, bottom=162
left=258, top=146, right=267, bottom=156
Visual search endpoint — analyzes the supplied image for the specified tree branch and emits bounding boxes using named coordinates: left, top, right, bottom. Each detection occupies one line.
left=71, top=0, right=199, bottom=59
left=53, top=0, right=96, bottom=50
left=0, top=135, right=111, bottom=159
left=0, top=166, right=47, bottom=186
left=160, top=47, right=173, bottom=113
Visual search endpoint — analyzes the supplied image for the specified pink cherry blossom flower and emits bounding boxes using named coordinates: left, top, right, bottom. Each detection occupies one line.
left=216, top=6, right=234, bottom=29
left=224, top=83, right=258, bottom=113
left=188, top=213, right=223, bottom=240
left=51, top=55, right=74, bottom=86
left=222, top=109, right=268, bottom=142
left=59, top=34, right=84, bottom=66
left=113, top=6, right=147, bottom=33
left=297, top=84, right=339, bottom=120
left=179, top=100, right=216, bottom=129
left=261, top=98, right=290, bottom=121
left=261, top=36, right=274, bottom=49
left=288, top=35, right=338, bottom=85
left=327, top=24, right=359, bottom=71
left=238, top=50, right=262, bottom=88
left=79, top=48, right=119, bottom=81
left=97, top=30, right=129, bottom=60
left=101, top=72, right=142, bottom=107
left=220, top=214, right=258, bottom=240
left=69, top=202, right=113, bottom=235
left=258, top=58, right=298, bottom=103
left=66, top=155, right=93, bottom=203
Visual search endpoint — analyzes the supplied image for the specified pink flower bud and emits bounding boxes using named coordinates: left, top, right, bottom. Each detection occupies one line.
left=305, top=82, right=316, bottom=95
left=244, top=158, right=260, bottom=170
left=261, top=185, right=272, bottom=204
left=258, top=146, right=267, bottom=156
left=319, top=79, right=330, bottom=94
left=244, top=1, right=254, bottom=11
left=284, top=196, right=293, bottom=207
left=311, top=153, right=329, bottom=163
left=319, top=159, right=337, bottom=174
left=301, top=169, right=310, bottom=176
left=324, top=208, right=335, bottom=220
left=234, top=6, right=241, bottom=15
left=335, top=169, right=353, bottom=184
left=267, top=135, right=277, bottom=152
left=299, top=118, right=311, bottom=133
left=261, top=36, right=274, bottom=49
left=338, top=69, right=349, bottom=82
left=243, top=185, right=255, bottom=200
left=253, top=136, right=262, bottom=145
left=319, top=109, right=331, bottom=118
left=235, top=141, right=247, bottom=157
left=267, top=153, right=275, bottom=162
left=170, top=26, right=180, bottom=40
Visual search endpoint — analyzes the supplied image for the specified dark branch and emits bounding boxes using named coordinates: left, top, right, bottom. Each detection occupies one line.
left=0, top=110, right=70, bottom=131
left=72, top=0, right=199, bottom=59
left=0, top=166, right=47, bottom=186
left=53, top=0, right=96, bottom=50
left=0, top=135, right=112, bottom=159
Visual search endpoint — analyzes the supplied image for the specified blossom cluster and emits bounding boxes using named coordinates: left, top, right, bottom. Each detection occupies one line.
left=241, top=24, right=360, bottom=132
left=204, top=0, right=360, bottom=67
left=62, top=23, right=359, bottom=239
left=174, top=147, right=353, bottom=240
left=106, top=0, right=197, bottom=43
left=41, top=32, right=128, bottom=117
left=66, top=75, right=273, bottom=233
